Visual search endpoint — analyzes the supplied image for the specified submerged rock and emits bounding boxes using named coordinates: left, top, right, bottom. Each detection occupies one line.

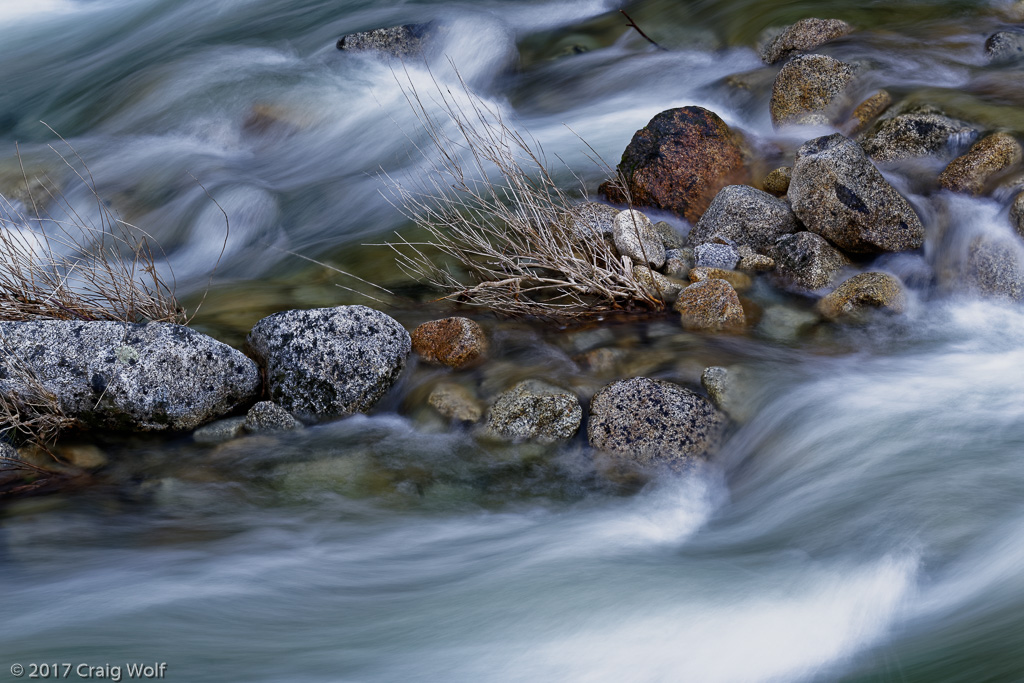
left=336, top=23, right=434, bottom=57
left=0, top=321, right=260, bottom=432
left=760, top=18, right=854, bottom=65
left=613, top=209, right=666, bottom=268
left=860, top=108, right=978, bottom=162
left=245, top=401, right=302, bottom=433
left=816, top=272, right=907, bottom=320
left=246, top=306, right=410, bottom=423
left=587, top=377, right=726, bottom=468
left=966, top=234, right=1024, bottom=301
left=985, top=31, right=1024, bottom=63
left=789, top=134, right=925, bottom=253
left=689, top=267, right=753, bottom=292
left=939, top=132, right=1023, bottom=195
left=844, top=90, right=893, bottom=136
left=428, top=383, right=483, bottom=423
left=688, top=184, right=799, bottom=252
left=763, top=167, right=792, bottom=195
left=193, top=417, right=247, bottom=445
left=772, top=231, right=851, bottom=291
left=770, top=54, right=856, bottom=127
left=601, top=106, right=750, bottom=223
left=1011, top=191, right=1024, bottom=239
left=411, top=317, right=488, bottom=370
left=673, top=279, right=746, bottom=331
left=484, top=380, right=582, bottom=443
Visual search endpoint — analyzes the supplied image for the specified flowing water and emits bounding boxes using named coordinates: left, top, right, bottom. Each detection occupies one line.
left=3, top=0, right=1024, bottom=681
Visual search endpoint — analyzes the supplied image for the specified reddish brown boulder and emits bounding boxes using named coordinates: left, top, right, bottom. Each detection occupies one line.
left=600, top=107, right=750, bottom=224
left=411, top=317, right=488, bottom=369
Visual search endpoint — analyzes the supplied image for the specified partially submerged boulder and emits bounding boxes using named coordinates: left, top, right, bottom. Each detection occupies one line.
left=245, top=401, right=302, bottom=433
left=687, top=184, right=799, bottom=252
left=939, top=132, right=1023, bottom=195
left=772, top=231, right=850, bottom=291
left=428, top=383, right=483, bottom=423
left=336, top=23, right=434, bottom=57
left=860, top=108, right=978, bottom=162
left=0, top=321, right=260, bottom=431
left=673, top=279, right=746, bottom=331
left=788, top=134, right=925, bottom=253
left=816, top=272, right=906, bottom=320
left=760, top=18, right=854, bottom=65
left=844, top=90, right=893, bottom=136
left=411, top=317, right=488, bottom=370
left=985, top=31, right=1024, bottom=63
left=770, top=54, right=857, bottom=127
left=601, top=106, right=750, bottom=223
left=966, top=234, right=1024, bottom=301
left=587, top=377, right=726, bottom=468
left=484, top=380, right=581, bottom=443
left=247, top=306, right=410, bottom=423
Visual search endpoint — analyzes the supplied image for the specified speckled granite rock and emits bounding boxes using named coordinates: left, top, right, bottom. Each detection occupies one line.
left=694, top=243, right=740, bottom=270
left=245, top=401, right=302, bottom=433
left=633, top=265, right=685, bottom=301
left=966, top=234, right=1024, bottom=301
left=772, top=231, right=850, bottom=290
left=763, top=167, right=792, bottom=195
left=688, top=185, right=799, bottom=252
left=484, top=380, right=581, bottom=443
left=760, top=18, right=853, bottom=65
left=336, top=23, right=434, bottom=57
left=939, top=133, right=1023, bottom=195
left=673, top=279, right=746, bottom=331
left=246, top=306, right=410, bottom=423
left=411, top=317, right=488, bottom=369
left=860, top=108, right=977, bottom=162
left=613, top=209, right=666, bottom=268
left=689, top=267, right=753, bottom=292
left=844, top=90, right=892, bottom=136
left=0, top=321, right=260, bottom=431
left=428, top=383, right=483, bottom=423
left=587, top=377, right=726, bottom=467
left=789, top=134, right=925, bottom=253
left=1011, top=191, right=1024, bottom=239
left=985, top=31, right=1024, bottom=63
left=565, top=201, right=619, bottom=239
left=816, top=272, right=907, bottom=320
left=770, top=55, right=857, bottom=127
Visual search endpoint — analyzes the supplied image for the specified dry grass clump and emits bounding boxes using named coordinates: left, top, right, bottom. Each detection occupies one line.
left=383, top=69, right=662, bottom=320
left=0, top=346, right=74, bottom=446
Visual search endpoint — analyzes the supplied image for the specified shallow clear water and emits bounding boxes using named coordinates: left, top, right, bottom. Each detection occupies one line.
left=3, top=0, right=1024, bottom=681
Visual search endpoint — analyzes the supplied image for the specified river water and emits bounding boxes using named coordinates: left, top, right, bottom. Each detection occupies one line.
left=3, top=0, right=1024, bottom=681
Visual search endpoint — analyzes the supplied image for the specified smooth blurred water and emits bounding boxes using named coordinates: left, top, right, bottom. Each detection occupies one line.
left=3, top=0, right=1024, bottom=681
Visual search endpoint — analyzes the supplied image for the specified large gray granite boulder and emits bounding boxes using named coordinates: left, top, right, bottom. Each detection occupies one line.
left=688, top=185, right=799, bottom=253
left=246, top=306, right=410, bottom=423
left=0, top=321, right=260, bottom=431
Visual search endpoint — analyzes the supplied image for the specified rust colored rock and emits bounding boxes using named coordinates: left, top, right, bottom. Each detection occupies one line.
left=844, top=90, right=892, bottom=136
left=411, top=317, right=488, bottom=369
left=673, top=279, right=746, bottom=332
left=938, top=132, right=1023, bottom=195
left=816, top=272, right=906, bottom=321
left=763, top=167, right=792, bottom=195
left=601, top=106, right=750, bottom=223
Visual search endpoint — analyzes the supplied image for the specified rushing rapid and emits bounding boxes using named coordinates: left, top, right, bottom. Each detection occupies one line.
left=2, top=1, right=1024, bottom=681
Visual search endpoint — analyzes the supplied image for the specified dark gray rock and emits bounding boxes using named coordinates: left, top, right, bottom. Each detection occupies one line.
left=587, top=377, right=726, bottom=468
left=336, top=23, right=434, bottom=57
left=688, top=185, right=799, bottom=253
left=860, top=109, right=977, bottom=162
left=245, top=401, right=302, bottom=433
left=985, top=31, right=1024, bottom=63
left=694, top=243, right=740, bottom=270
left=246, top=306, right=411, bottom=423
left=789, top=134, right=925, bottom=253
left=484, top=380, right=582, bottom=443
left=772, top=231, right=851, bottom=290
left=760, top=18, right=854, bottom=65
left=0, top=321, right=260, bottom=431
left=613, top=209, right=666, bottom=268
left=770, top=55, right=857, bottom=127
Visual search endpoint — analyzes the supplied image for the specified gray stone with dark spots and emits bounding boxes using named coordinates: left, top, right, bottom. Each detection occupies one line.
left=694, top=243, right=740, bottom=270
left=860, top=108, right=978, bottom=162
left=985, top=31, right=1024, bottom=63
left=789, top=134, right=925, bottom=253
left=587, top=377, right=726, bottom=468
left=484, top=380, right=581, bottom=443
left=760, top=18, right=854, bottom=65
left=246, top=306, right=411, bottom=423
left=336, top=23, right=434, bottom=57
left=772, top=231, right=851, bottom=290
left=245, top=401, right=302, bottom=433
left=0, top=321, right=260, bottom=431
left=688, top=184, right=799, bottom=253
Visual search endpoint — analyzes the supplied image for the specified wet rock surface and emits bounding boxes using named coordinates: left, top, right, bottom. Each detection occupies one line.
left=688, top=184, right=799, bottom=252
left=789, top=134, right=925, bottom=253
left=246, top=306, right=411, bottom=423
left=336, top=23, right=434, bottom=57
left=1011, top=191, right=1024, bottom=239
left=816, top=272, right=907, bottom=320
left=694, top=243, right=741, bottom=270
left=428, top=383, right=483, bottom=423
left=673, top=279, right=746, bottom=331
left=245, top=401, right=302, bottom=433
left=0, top=321, right=260, bottom=431
left=844, top=90, right=893, bottom=136
left=763, top=167, right=792, bottom=195
left=772, top=231, right=851, bottom=290
left=939, top=132, right=1023, bottom=195
left=985, top=31, right=1024, bottom=63
left=770, top=55, right=856, bottom=127
left=601, top=106, right=750, bottom=223
left=966, top=234, right=1024, bottom=300
left=760, top=18, right=854, bottom=65
left=411, top=317, right=488, bottom=370
left=860, top=108, right=978, bottom=162
left=587, top=377, right=726, bottom=468
left=484, top=380, right=582, bottom=443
